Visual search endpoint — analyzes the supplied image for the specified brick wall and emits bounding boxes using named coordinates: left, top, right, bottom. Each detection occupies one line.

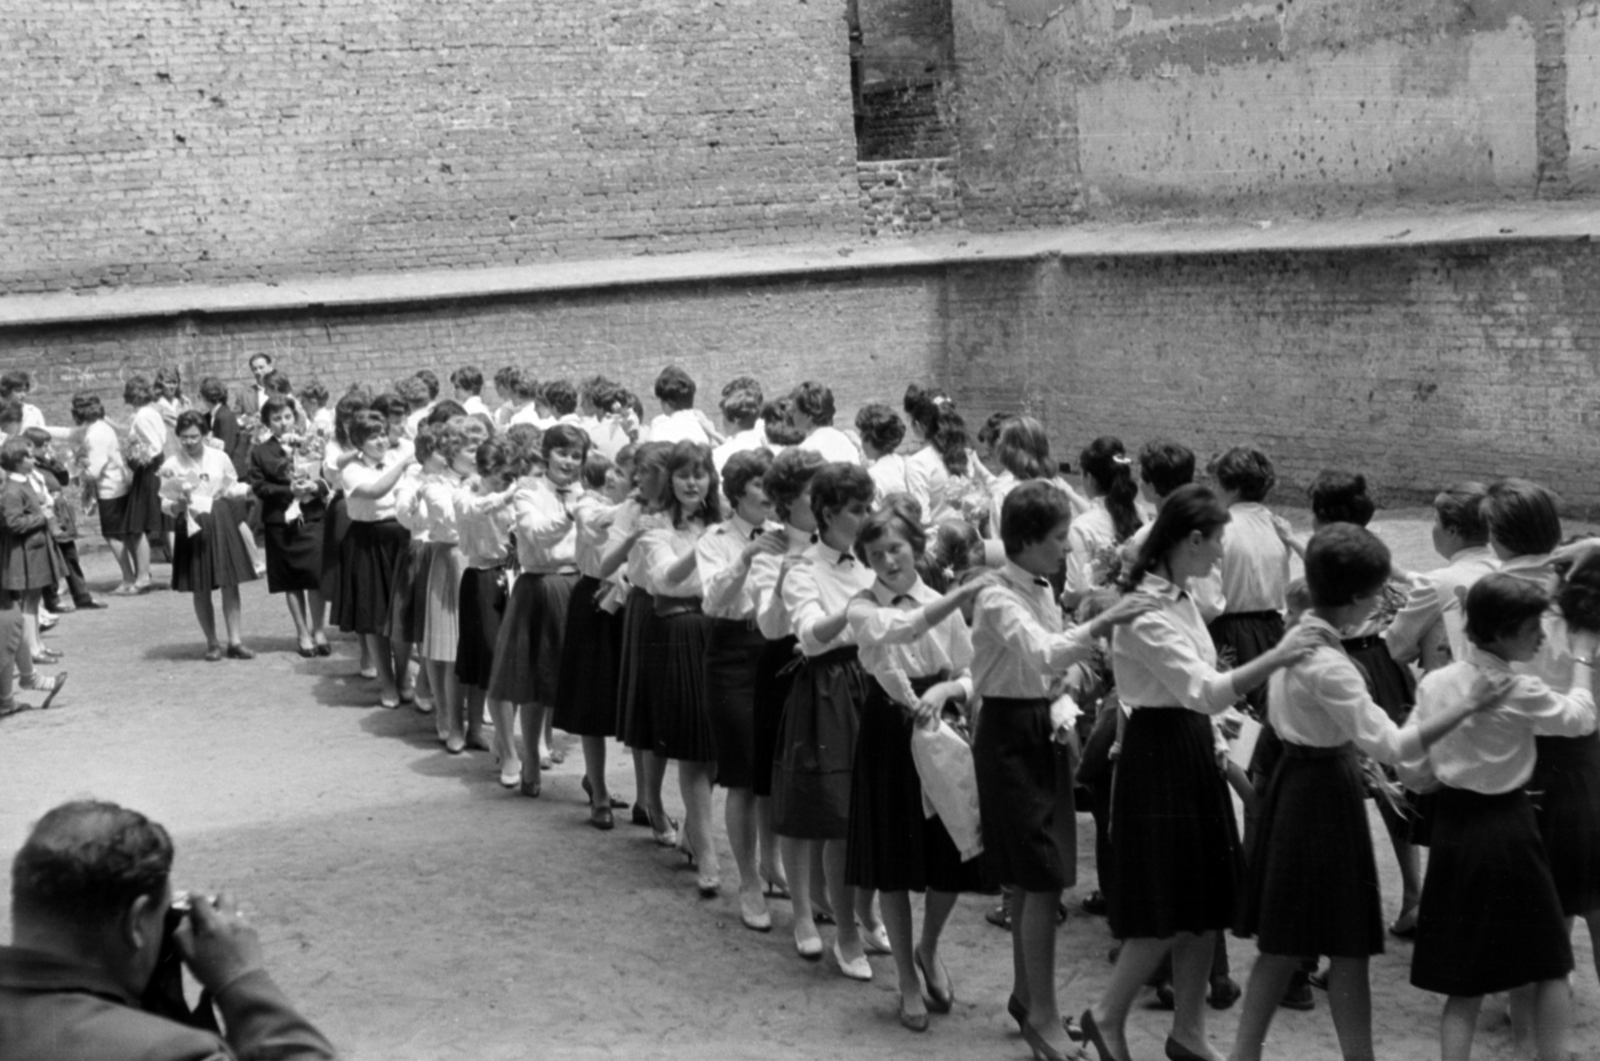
left=10, top=240, right=1600, bottom=514
left=1, top=271, right=948, bottom=435
left=941, top=242, right=1600, bottom=515
left=1, top=0, right=860, bottom=294
left=857, top=158, right=961, bottom=235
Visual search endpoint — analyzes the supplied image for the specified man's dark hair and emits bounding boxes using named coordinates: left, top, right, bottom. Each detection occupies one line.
left=11, top=801, right=174, bottom=924
left=198, top=376, right=230, bottom=407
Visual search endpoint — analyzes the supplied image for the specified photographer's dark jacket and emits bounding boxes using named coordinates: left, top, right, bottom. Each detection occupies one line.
left=0, top=945, right=337, bottom=1061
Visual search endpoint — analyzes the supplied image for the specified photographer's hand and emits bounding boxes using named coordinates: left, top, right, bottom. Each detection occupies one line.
left=173, top=890, right=266, bottom=994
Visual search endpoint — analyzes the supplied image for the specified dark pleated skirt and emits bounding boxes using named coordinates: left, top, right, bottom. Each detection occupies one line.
left=772, top=647, right=867, bottom=840
left=1110, top=708, right=1243, bottom=939
left=171, top=499, right=257, bottom=594
left=751, top=634, right=798, bottom=798
left=487, top=570, right=577, bottom=705
left=1532, top=732, right=1600, bottom=917
left=1342, top=634, right=1417, bottom=725
left=1238, top=743, right=1384, bottom=958
left=388, top=539, right=432, bottom=645
left=615, top=587, right=655, bottom=750
left=97, top=492, right=129, bottom=539
left=335, top=519, right=408, bottom=635
left=454, top=566, right=507, bottom=688
left=705, top=618, right=765, bottom=789
left=644, top=600, right=716, bottom=762
left=551, top=575, right=623, bottom=737
left=973, top=696, right=1075, bottom=892
left=1411, top=787, right=1573, bottom=996
left=1208, top=610, right=1284, bottom=715
left=118, top=462, right=165, bottom=537
left=320, top=491, right=350, bottom=609
left=263, top=515, right=323, bottom=593
left=846, top=677, right=990, bottom=894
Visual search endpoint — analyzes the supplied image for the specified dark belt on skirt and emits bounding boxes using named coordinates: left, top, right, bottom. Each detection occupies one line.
left=654, top=595, right=704, bottom=619
left=1282, top=740, right=1353, bottom=761
left=797, top=644, right=858, bottom=669
left=1340, top=634, right=1384, bottom=652
left=906, top=671, right=950, bottom=697
left=1219, top=609, right=1281, bottom=622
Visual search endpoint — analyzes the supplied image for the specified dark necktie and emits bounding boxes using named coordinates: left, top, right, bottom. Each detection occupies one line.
left=750, top=527, right=762, bottom=541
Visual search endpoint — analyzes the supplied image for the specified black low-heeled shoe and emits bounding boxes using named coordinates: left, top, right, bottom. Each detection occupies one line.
left=1165, top=1035, right=1212, bottom=1061
left=314, top=642, right=332, bottom=657
left=1006, top=995, right=1028, bottom=1033
left=1080, top=1009, right=1128, bottom=1061
left=912, top=947, right=953, bottom=1014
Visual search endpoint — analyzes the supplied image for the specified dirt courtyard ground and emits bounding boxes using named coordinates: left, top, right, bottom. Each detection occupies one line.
left=2, top=509, right=1597, bottom=1060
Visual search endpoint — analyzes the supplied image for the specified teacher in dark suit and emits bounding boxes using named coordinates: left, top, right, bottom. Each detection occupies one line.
left=248, top=396, right=330, bottom=658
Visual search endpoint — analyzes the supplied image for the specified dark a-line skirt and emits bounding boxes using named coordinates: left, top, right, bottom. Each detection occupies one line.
left=1411, top=786, right=1573, bottom=996
left=1532, top=732, right=1600, bottom=918
left=1208, top=610, right=1284, bottom=716
left=487, top=570, right=577, bottom=706
left=388, top=539, right=432, bottom=646
left=1109, top=708, right=1243, bottom=939
left=615, top=586, right=656, bottom=750
left=1342, top=634, right=1417, bottom=725
left=335, top=518, right=409, bottom=635
left=171, top=499, right=257, bottom=594
left=644, top=597, right=716, bottom=762
left=1238, top=742, right=1384, bottom=958
left=454, top=565, right=508, bottom=688
left=704, top=618, right=766, bottom=789
left=263, top=515, right=324, bottom=594
left=319, top=491, right=350, bottom=610
left=551, top=574, right=623, bottom=737
left=96, top=492, right=130, bottom=539
left=772, top=646, right=867, bottom=840
left=846, top=675, right=991, bottom=894
left=973, top=695, right=1076, bottom=892
left=118, top=462, right=165, bottom=538
left=751, top=634, right=799, bottom=798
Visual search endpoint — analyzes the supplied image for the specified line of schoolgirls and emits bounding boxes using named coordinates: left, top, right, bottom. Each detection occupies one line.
left=311, top=358, right=1600, bottom=1061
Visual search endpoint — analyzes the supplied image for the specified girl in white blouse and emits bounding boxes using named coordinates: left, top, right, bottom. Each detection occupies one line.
left=844, top=501, right=990, bottom=1033
left=411, top=423, right=468, bottom=752
left=337, top=410, right=416, bottom=707
left=159, top=410, right=258, bottom=660
left=1083, top=485, right=1321, bottom=1061
left=639, top=442, right=725, bottom=897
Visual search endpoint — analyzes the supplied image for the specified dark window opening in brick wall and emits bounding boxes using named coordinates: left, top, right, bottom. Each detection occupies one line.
left=850, top=0, right=956, bottom=162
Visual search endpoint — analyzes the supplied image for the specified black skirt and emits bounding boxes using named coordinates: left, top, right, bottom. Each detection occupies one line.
left=772, top=646, right=867, bottom=840
left=1532, top=732, right=1600, bottom=917
left=846, top=676, right=990, bottom=894
left=487, top=570, right=577, bottom=705
left=263, top=515, right=324, bottom=594
left=751, top=634, right=799, bottom=798
left=335, top=519, right=409, bottom=635
left=1238, top=743, right=1384, bottom=958
left=973, top=696, right=1076, bottom=892
left=97, top=492, right=129, bottom=539
left=704, top=618, right=766, bottom=788
left=388, top=540, right=432, bottom=646
left=1342, top=633, right=1417, bottom=725
left=118, top=462, right=165, bottom=538
left=170, top=500, right=258, bottom=594
left=320, top=492, right=350, bottom=610
left=551, top=575, right=623, bottom=737
left=1208, top=611, right=1284, bottom=716
left=454, top=566, right=507, bottom=689
left=1411, top=787, right=1572, bottom=996
left=1109, top=708, right=1243, bottom=939
left=644, top=598, right=716, bottom=762
left=615, top=587, right=656, bottom=750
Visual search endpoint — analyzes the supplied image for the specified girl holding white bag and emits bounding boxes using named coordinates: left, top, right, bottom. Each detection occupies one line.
left=843, top=499, right=994, bottom=1033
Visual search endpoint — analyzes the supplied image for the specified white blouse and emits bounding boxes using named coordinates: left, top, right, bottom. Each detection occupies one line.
left=1217, top=502, right=1290, bottom=614
left=698, top=513, right=770, bottom=620
left=641, top=520, right=707, bottom=598
left=781, top=540, right=874, bottom=656
left=848, top=577, right=975, bottom=709
left=753, top=524, right=813, bottom=639
left=454, top=480, right=515, bottom=568
left=1267, top=616, right=1423, bottom=763
left=510, top=475, right=579, bottom=574
left=340, top=455, right=404, bottom=522
left=572, top=491, right=621, bottom=581
left=1111, top=574, right=1238, bottom=715
left=969, top=561, right=1095, bottom=700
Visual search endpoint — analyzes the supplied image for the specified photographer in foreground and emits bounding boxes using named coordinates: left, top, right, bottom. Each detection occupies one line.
left=0, top=800, right=336, bottom=1060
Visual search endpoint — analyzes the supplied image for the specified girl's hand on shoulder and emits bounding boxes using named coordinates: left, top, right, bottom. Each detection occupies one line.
left=746, top=529, right=787, bottom=560
left=1277, top=621, right=1334, bottom=662
left=1094, top=594, right=1158, bottom=631
left=1468, top=671, right=1515, bottom=713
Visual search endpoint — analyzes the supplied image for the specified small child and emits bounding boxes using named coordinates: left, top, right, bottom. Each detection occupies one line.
left=1403, top=572, right=1595, bottom=1061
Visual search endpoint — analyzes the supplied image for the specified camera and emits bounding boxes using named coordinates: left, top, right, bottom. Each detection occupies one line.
left=142, top=892, right=220, bottom=1031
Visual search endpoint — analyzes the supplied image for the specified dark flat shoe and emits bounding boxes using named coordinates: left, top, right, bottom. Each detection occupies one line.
left=226, top=644, right=256, bottom=660
left=1165, top=1036, right=1212, bottom=1061
left=898, top=1000, right=929, bottom=1033
left=204, top=645, right=224, bottom=662
left=314, top=642, right=332, bottom=657
left=1207, top=975, right=1242, bottom=1010
left=580, top=776, right=629, bottom=809
left=913, top=946, right=952, bottom=1014
left=630, top=803, right=651, bottom=827
left=297, top=644, right=317, bottom=659
left=589, top=805, right=614, bottom=830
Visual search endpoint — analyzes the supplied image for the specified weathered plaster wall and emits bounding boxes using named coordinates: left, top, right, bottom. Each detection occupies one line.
left=954, top=0, right=1597, bottom=224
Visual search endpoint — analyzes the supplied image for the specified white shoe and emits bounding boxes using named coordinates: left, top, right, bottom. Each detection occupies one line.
left=499, top=759, right=522, bottom=788
left=832, top=942, right=872, bottom=982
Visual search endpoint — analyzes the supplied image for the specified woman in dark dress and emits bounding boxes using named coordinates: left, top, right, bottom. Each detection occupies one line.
left=248, top=396, right=330, bottom=657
